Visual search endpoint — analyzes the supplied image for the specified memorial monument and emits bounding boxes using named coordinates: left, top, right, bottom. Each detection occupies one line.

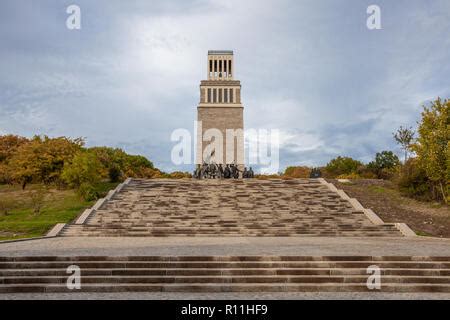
left=195, top=51, right=244, bottom=176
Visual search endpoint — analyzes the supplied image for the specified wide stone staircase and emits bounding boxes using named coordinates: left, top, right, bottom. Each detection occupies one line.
left=1, top=256, right=450, bottom=293
left=60, top=178, right=402, bottom=237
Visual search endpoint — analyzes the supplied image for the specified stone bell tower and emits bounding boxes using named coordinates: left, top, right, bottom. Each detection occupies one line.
left=196, top=50, right=244, bottom=168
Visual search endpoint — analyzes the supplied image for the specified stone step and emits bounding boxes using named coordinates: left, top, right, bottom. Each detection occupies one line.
left=61, top=233, right=400, bottom=238
left=7, top=255, right=448, bottom=262
left=63, top=227, right=397, bottom=232
left=3, top=275, right=450, bottom=285
left=3, top=261, right=450, bottom=269
left=1, top=283, right=450, bottom=293
left=62, top=232, right=399, bottom=236
left=2, top=268, right=450, bottom=277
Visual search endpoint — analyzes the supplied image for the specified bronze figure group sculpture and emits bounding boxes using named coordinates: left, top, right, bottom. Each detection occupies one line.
left=193, top=162, right=254, bottom=179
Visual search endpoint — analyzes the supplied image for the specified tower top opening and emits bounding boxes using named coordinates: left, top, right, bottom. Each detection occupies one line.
left=207, top=50, right=234, bottom=80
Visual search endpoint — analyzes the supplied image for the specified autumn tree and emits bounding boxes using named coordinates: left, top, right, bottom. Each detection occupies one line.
left=0, top=135, right=29, bottom=163
left=393, top=126, right=415, bottom=163
left=7, top=137, right=42, bottom=189
left=412, top=98, right=449, bottom=202
left=8, top=135, right=84, bottom=189
left=0, top=135, right=29, bottom=184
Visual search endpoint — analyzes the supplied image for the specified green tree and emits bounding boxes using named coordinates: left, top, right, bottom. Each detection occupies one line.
left=89, top=147, right=127, bottom=178
left=61, top=151, right=102, bottom=188
left=325, top=156, right=363, bottom=177
left=36, top=136, right=84, bottom=184
left=393, top=126, right=415, bottom=163
left=367, top=151, right=400, bottom=178
left=89, top=146, right=156, bottom=180
left=412, top=98, right=449, bottom=202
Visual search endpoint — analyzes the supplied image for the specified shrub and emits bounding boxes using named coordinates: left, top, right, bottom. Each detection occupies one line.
left=284, top=166, right=311, bottom=178
left=356, top=165, right=378, bottom=179
left=77, top=182, right=99, bottom=201
left=394, top=158, right=431, bottom=200
left=0, top=197, right=15, bottom=216
left=108, top=165, right=122, bottom=182
left=336, top=172, right=361, bottom=180
left=29, top=187, right=47, bottom=216
left=167, top=171, right=192, bottom=179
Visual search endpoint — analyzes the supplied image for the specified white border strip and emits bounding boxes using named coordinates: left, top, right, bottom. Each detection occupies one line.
left=46, top=223, right=66, bottom=237
left=75, top=208, right=93, bottom=224
left=74, top=179, right=132, bottom=225
left=395, top=223, right=417, bottom=237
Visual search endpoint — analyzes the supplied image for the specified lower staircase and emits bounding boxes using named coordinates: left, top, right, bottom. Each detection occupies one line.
left=1, top=256, right=450, bottom=293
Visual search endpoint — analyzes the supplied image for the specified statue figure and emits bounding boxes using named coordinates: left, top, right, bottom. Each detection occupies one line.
left=223, top=164, right=231, bottom=179
left=243, top=167, right=249, bottom=178
left=218, top=164, right=224, bottom=179
left=208, top=162, right=218, bottom=179
left=201, top=162, right=209, bottom=179
left=193, top=164, right=201, bottom=179
left=230, top=164, right=240, bottom=179
left=248, top=167, right=254, bottom=178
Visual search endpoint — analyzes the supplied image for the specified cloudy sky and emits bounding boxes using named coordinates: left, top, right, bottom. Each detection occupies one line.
left=1, top=0, right=449, bottom=173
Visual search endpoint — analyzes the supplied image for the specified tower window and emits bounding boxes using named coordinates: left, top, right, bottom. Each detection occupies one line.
left=213, top=88, right=217, bottom=103
left=224, top=88, right=228, bottom=103
left=207, top=88, right=211, bottom=103
left=230, top=88, right=234, bottom=103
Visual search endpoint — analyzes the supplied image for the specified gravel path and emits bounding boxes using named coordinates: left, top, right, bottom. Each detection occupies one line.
left=1, top=236, right=450, bottom=257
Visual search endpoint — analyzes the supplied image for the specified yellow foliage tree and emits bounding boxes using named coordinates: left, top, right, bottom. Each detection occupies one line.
left=412, top=98, right=449, bottom=203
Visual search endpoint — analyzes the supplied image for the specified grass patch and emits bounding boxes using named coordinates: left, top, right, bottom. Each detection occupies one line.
left=0, top=181, right=119, bottom=241
left=366, top=185, right=401, bottom=195
left=367, top=185, right=403, bottom=201
left=416, top=230, right=432, bottom=237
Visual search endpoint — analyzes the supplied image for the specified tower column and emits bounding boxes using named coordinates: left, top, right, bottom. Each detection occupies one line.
left=197, top=50, right=244, bottom=168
